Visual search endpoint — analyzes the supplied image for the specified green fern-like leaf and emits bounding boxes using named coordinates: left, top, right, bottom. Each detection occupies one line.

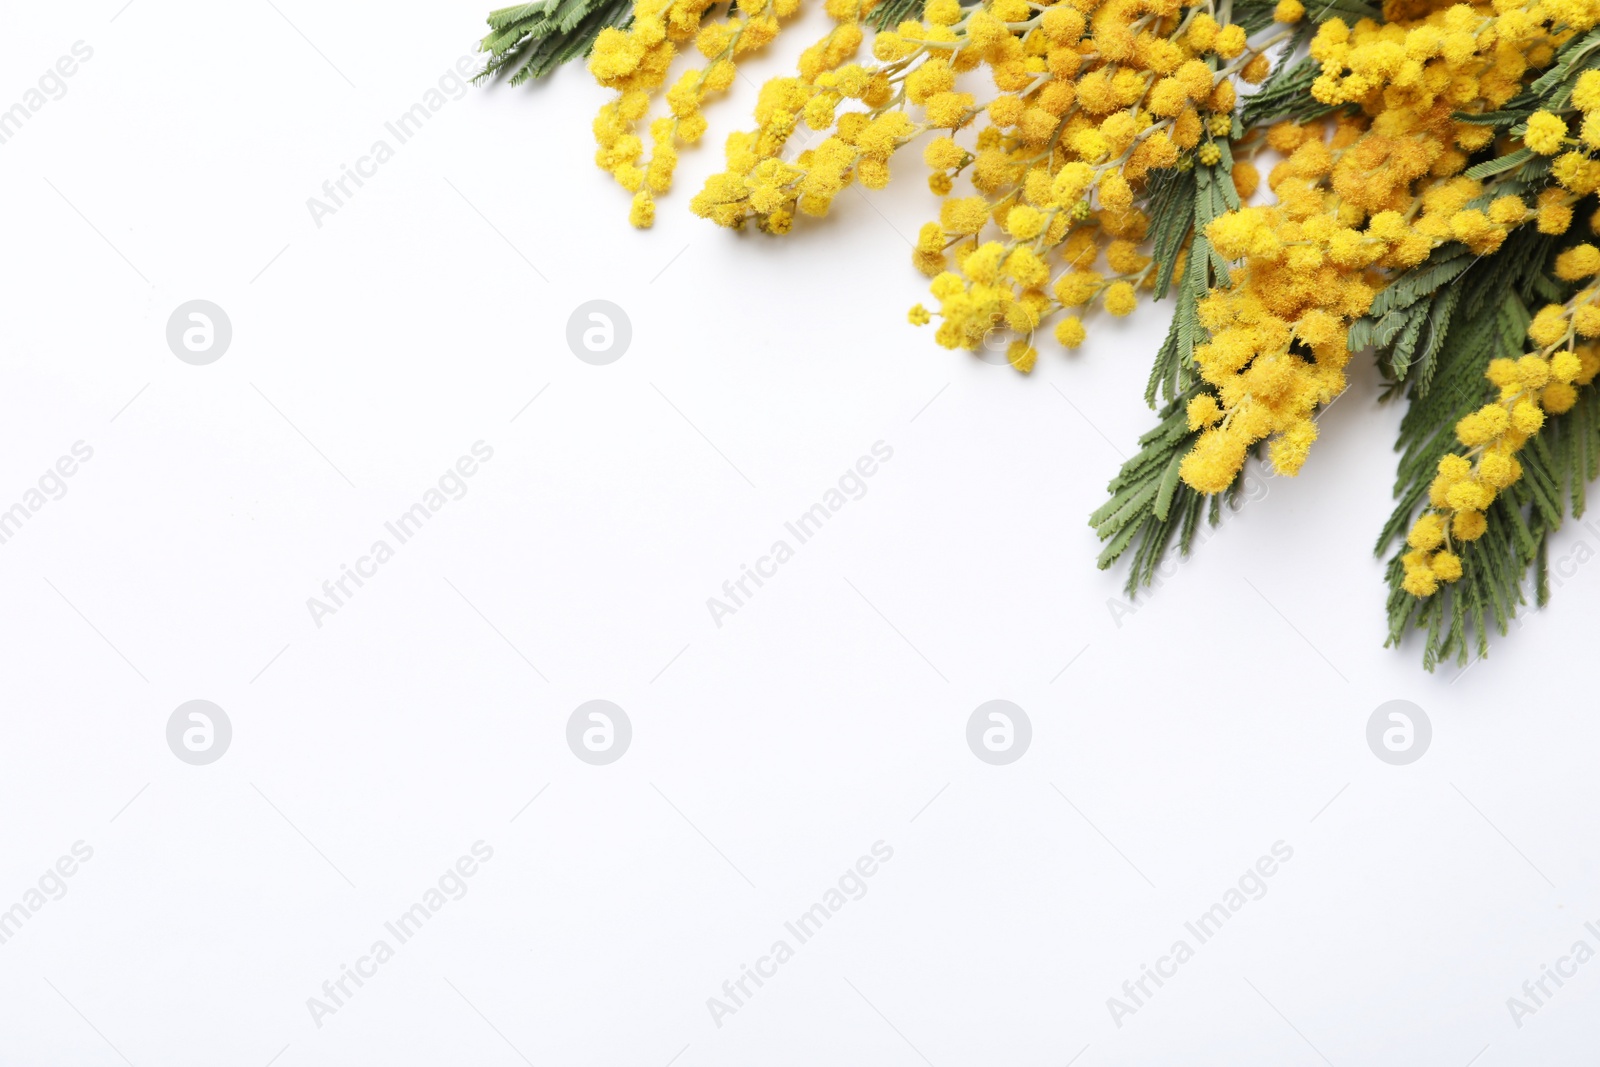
left=477, top=0, right=633, bottom=84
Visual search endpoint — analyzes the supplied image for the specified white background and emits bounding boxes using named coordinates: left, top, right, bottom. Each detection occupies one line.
left=3, top=1, right=1599, bottom=1064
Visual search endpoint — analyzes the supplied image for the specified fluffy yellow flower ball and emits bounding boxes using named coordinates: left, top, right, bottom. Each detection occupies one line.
left=1575, top=70, right=1600, bottom=113
left=1103, top=281, right=1138, bottom=316
left=1453, top=510, right=1488, bottom=541
left=1431, top=551, right=1463, bottom=582
left=1407, top=513, right=1446, bottom=551
left=1556, top=244, right=1600, bottom=280
left=1055, top=316, right=1086, bottom=348
left=1526, top=111, right=1569, bottom=156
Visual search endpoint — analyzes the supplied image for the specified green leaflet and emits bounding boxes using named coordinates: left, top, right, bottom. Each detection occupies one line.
left=1239, top=56, right=1337, bottom=128
left=477, top=0, right=633, bottom=83
left=1361, top=244, right=1474, bottom=322
left=867, top=0, right=956, bottom=29
left=1357, top=226, right=1558, bottom=396
left=1090, top=400, right=1196, bottom=588
left=1089, top=395, right=1261, bottom=596
left=1197, top=157, right=1241, bottom=282
left=1144, top=253, right=1204, bottom=406
left=1146, top=167, right=1197, bottom=300
left=1350, top=244, right=1478, bottom=385
left=865, top=0, right=923, bottom=27
left=1464, top=147, right=1533, bottom=181
left=1142, top=159, right=1234, bottom=406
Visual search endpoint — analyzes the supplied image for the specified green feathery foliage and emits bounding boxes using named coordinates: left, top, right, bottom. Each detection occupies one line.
left=477, top=0, right=633, bottom=85
left=866, top=0, right=933, bottom=29
left=1092, top=149, right=1243, bottom=594
left=1144, top=152, right=1238, bottom=403
left=1089, top=397, right=1261, bottom=596
left=1239, top=56, right=1333, bottom=127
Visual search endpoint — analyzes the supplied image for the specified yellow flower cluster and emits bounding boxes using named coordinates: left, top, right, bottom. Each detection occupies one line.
left=683, top=0, right=1294, bottom=368
left=1401, top=260, right=1600, bottom=596
left=589, top=0, right=801, bottom=227
left=906, top=0, right=1294, bottom=368
left=1306, top=0, right=1566, bottom=118
left=1170, top=0, right=1600, bottom=495
left=1180, top=171, right=1545, bottom=489
left=1523, top=70, right=1600, bottom=201
left=691, top=0, right=968, bottom=231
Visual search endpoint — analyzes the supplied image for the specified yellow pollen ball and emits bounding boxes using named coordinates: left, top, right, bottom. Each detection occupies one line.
left=1408, top=513, right=1446, bottom=550
left=1187, top=394, right=1222, bottom=429
left=1214, top=25, right=1247, bottom=59
left=1403, top=567, right=1439, bottom=597
left=1103, top=281, right=1137, bottom=316
left=1055, top=316, right=1086, bottom=348
left=1512, top=400, right=1545, bottom=434
left=1574, top=70, right=1600, bottom=112
left=1543, top=382, right=1580, bottom=413
left=1007, top=341, right=1037, bottom=373
left=1552, top=351, right=1585, bottom=382
left=1556, top=244, right=1600, bottom=280
left=1453, top=510, right=1488, bottom=542
left=1431, top=552, right=1463, bottom=582
left=1526, top=112, right=1569, bottom=156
